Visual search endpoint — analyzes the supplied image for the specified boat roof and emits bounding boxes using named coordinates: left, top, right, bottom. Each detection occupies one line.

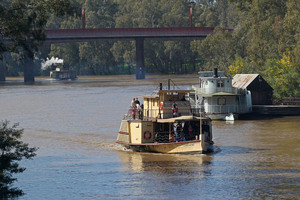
left=139, top=89, right=193, bottom=99
left=199, top=76, right=230, bottom=80
left=157, top=116, right=211, bottom=123
left=156, top=90, right=193, bottom=94
left=138, top=94, right=159, bottom=99
left=198, top=71, right=226, bottom=77
left=200, top=92, right=243, bottom=97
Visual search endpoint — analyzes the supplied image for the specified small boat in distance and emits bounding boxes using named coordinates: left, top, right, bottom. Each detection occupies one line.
left=50, top=64, right=77, bottom=80
left=116, top=81, right=214, bottom=154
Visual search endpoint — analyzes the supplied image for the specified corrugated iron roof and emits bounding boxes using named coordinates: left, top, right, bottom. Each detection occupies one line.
left=232, top=74, right=259, bottom=89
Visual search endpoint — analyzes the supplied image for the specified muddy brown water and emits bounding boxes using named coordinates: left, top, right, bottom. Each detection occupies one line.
left=0, top=75, right=299, bottom=200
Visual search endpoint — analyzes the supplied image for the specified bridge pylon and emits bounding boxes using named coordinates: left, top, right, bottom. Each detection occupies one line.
left=0, top=59, right=6, bottom=81
left=135, top=38, right=145, bottom=79
left=23, top=54, right=35, bottom=83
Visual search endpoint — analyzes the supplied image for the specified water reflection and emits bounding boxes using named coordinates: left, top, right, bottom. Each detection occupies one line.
left=117, top=151, right=213, bottom=176
left=217, top=146, right=269, bottom=155
left=0, top=76, right=299, bottom=200
left=225, top=120, right=234, bottom=125
left=116, top=151, right=215, bottom=199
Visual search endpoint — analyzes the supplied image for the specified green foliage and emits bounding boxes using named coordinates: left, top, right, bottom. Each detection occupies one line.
left=214, top=0, right=300, bottom=98
left=0, top=120, right=38, bottom=198
left=228, top=56, right=247, bottom=76
left=2, top=0, right=300, bottom=97
left=264, top=52, right=300, bottom=98
left=192, top=27, right=234, bottom=72
left=0, top=0, right=76, bottom=59
left=2, top=0, right=237, bottom=76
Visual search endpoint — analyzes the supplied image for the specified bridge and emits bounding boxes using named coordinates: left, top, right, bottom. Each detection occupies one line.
left=44, top=27, right=216, bottom=42
left=1, top=27, right=232, bottom=82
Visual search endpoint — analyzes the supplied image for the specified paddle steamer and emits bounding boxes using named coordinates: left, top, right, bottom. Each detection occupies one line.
left=116, top=82, right=213, bottom=154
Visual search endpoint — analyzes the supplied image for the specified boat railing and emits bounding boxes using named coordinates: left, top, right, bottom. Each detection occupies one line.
left=123, top=107, right=144, bottom=120
left=154, top=130, right=199, bottom=143
left=193, top=87, right=247, bottom=95
left=123, top=107, right=159, bottom=121
left=124, top=107, right=203, bottom=121
left=191, top=104, right=251, bottom=115
left=154, top=131, right=172, bottom=143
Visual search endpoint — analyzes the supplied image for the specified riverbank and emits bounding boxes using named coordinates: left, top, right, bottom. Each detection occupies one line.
left=2, top=75, right=300, bottom=117
left=1, top=74, right=200, bottom=87
left=252, top=105, right=300, bottom=116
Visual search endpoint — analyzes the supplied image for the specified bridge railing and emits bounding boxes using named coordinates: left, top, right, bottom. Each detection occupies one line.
left=44, top=27, right=233, bottom=40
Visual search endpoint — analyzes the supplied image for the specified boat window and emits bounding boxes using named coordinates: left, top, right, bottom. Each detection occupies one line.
left=217, top=97, right=226, bottom=105
left=217, top=80, right=224, bottom=87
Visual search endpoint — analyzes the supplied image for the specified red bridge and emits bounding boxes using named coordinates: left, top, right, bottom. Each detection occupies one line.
left=1, top=27, right=232, bottom=82
left=44, top=27, right=227, bottom=80
left=44, top=27, right=218, bottom=42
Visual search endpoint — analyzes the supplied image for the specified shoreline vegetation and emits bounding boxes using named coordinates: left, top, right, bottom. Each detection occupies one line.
left=1, top=0, right=300, bottom=98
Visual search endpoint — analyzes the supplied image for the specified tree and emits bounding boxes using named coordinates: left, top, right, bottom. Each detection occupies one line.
left=47, top=14, right=82, bottom=74
left=228, top=56, right=247, bottom=76
left=75, top=0, right=118, bottom=75
left=0, top=0, right=76, bottom=60
left=192, top=27, right=234, bottom=72
left=0, top=120, right=37, bottom=198
left=0, top=0, right=78, bottom=82
left=264, top=52, right=300, bottom=98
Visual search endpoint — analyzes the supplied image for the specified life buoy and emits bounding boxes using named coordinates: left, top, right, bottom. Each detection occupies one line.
left=160, top=102, right=163, bottom=110
left=143, top=130, right=152, bottom=140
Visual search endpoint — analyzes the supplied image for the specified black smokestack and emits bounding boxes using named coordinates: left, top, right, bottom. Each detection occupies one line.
left=213, top=68, right=218, bottom=78
left=159, top=83, right=163, bottom=90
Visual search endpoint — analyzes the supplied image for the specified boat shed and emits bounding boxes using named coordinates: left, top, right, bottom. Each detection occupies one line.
left=232, top=74, right=273, bottom=105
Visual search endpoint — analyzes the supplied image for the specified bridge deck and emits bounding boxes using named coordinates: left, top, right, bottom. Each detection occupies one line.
left=45, top=27, right=232, bottom=42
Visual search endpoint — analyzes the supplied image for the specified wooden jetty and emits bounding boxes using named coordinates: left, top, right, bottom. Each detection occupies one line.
left=251, top=105, right=300, bottom=116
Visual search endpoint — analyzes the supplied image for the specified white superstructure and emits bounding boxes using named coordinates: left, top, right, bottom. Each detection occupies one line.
left=188, top=69, right=252, bottom=120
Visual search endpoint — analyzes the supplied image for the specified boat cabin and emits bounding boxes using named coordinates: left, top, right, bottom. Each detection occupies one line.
left=189, top=68, right=252, bottom=119
left=142, top=90, right=192, bottom=120
left=50, top=65, right=77, bottom=80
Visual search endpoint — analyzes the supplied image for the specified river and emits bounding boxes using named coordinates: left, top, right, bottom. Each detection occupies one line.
left=0, top=75, right=299, bottom=200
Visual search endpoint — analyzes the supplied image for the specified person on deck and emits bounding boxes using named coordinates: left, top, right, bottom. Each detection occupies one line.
left=135, top=98, right=140, bottom=106
left=131, top=98, right=136, bottom=109
left=176, top=123, right=182, bottom=142
left=188, top=124, right=194, bottom=140
left=139, top=104, right=144, bottom=120
left=131, top=98, right=137, bottom=120
left=131, top=107, right=137, bottom=120
left=134, top=98, right=142, bottom=119
left=172, top=102, right=178, bottom=117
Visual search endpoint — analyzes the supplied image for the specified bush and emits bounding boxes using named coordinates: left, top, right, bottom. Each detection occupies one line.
left=0, top=120, right=38, bottom=198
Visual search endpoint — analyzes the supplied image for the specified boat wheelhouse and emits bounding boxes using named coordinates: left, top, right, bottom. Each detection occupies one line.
left=188, top=68, right=252, bottom=120
left=116, top=83, right=213, bottom=154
